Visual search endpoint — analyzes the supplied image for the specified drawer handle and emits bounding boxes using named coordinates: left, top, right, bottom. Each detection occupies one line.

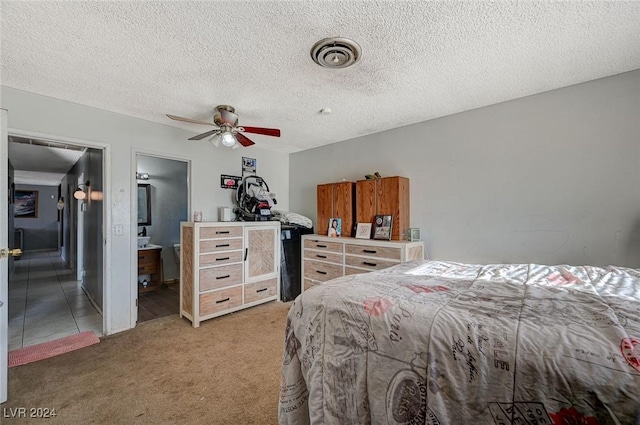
left=316, top=244, right=327, bottom=248
left=363, top=261, right=377, bottom=267
left=316, top=270, right=327, bottom=275
left=216, top=274, right=230, bottom=280
left=244, top=248, right=248, bottom=261
left=215, top=298, right=230, bottom=304
left=316, top=254, right=327, bottom=259
left=256, top=288, right=268, bottom=293
left=363, top=249, right=377, bottom=254
left=215, top=257, right=230, bottom=261
left=216, top=231, right=230, bottom=235
left=216, top=243, right=230, bottom=248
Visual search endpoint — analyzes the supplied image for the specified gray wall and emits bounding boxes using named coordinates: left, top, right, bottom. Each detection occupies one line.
left=137, top=155, right=188, bottom=281
left=290, top=70, right=640, bottom=268
left=14, top=184, right=59, bottom=251
left=67, top=148, right=104, bottom=311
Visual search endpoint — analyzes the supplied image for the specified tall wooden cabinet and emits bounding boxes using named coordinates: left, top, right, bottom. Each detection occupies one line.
left=180, top=222, right=280, bottom=328
left=356, top=176, right=410, bottom=241
left=317, top=181, right=356, bottom=237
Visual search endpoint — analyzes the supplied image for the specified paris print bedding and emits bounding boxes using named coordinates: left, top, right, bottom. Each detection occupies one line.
left=279, top=260, right=640, bottom=424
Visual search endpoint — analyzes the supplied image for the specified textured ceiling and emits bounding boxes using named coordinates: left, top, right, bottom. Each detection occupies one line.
left=1, top=1, right=639, bottom=154
left=8, top=138, right=86, bottom=185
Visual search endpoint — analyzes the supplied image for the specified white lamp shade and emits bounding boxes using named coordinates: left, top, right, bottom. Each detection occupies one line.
left=221, top=132, right=236, bottom=147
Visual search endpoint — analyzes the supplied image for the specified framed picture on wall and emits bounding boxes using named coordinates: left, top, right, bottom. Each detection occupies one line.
left=373, top=214, right=393, bottom=240
left=14, top=190, right=38, bottom=218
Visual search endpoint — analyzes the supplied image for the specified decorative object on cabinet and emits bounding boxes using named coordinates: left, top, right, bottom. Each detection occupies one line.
left=372, top=214, right=393, bottom=240
left=317, top=181, right=355, bottom=237
left=302, top=234, right=424, bottom=292
left=328, top=218, right=341, bottom=237
left=407, top=227, right=421, bottom=241
left=356, top=176, right=409, bottom=240
left=180, top=221, right=280, bottom=327
left=355, top=223, right=372, bottom=239
left=138, top=246, right=163, bottom=294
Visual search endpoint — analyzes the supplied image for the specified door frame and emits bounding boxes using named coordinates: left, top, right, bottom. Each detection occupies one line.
left=130, top=148, right=191, bottom=327
left=1, top=109, right=9, bottom=403
left=8, top=128, right=111, bottom=336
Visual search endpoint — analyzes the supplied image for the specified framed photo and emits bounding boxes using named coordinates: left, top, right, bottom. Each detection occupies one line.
left=373, top=214, right=393, bottom=240
left=328, top=218, right=342, bottom=237
left=14, top=190, right=38, bottom=218
left=355, top=223, right=372, bottom=239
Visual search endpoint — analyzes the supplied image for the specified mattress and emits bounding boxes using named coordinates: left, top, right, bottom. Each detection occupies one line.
left=279, top=260, right=640, bottom=424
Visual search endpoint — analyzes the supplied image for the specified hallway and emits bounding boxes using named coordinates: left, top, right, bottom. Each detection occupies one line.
left=7, top=250, right=103, bottom=351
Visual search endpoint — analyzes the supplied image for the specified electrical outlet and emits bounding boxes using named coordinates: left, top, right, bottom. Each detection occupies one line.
left=114, top=224, right=124, bottom=236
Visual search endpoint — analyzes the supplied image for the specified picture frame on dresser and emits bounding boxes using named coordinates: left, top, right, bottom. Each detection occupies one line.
left=355, top=223, right=372, bottom=239
left=372, top=214, right=393, bottom=240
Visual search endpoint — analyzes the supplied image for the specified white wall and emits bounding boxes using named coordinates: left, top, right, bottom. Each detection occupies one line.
left=1, top=86, right=290, bottom=334
left=290, top=70, right=640, bottom=268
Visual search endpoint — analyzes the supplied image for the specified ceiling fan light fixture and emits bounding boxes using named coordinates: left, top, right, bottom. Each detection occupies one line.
left=209, top=133, right=222, bottom=147
left=221, top=132, right=236, bottom=147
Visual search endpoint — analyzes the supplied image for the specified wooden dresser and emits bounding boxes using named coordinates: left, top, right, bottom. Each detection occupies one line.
left=302, top=234, right=424, bottom=291
left=138, top=246, right=163, bottom=294
left=180, top=221, right=280, bottom=327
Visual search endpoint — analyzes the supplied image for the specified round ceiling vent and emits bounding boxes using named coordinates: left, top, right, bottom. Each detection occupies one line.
left=311, top=37, right=361, bottom=69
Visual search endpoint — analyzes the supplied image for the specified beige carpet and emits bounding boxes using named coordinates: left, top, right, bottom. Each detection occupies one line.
left=2, top=301, right=292, bottom=425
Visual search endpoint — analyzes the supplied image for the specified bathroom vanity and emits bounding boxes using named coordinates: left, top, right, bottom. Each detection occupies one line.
left=138, top=244, right=163, bottom=294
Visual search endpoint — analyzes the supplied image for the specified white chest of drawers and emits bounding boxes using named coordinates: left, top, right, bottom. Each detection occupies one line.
left=302, top=235, right=424, bottom=291
left=180, top=221, right=280, bottom=327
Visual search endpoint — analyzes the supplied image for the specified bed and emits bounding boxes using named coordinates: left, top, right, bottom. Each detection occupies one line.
left=279, top=260, right=640, bottom=425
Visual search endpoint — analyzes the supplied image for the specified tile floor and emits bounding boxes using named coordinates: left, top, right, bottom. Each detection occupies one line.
left=8, top=250, right=103, bottom=351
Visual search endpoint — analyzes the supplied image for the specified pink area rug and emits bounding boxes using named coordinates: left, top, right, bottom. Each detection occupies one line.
left=8, top=331, right=100, bottom=368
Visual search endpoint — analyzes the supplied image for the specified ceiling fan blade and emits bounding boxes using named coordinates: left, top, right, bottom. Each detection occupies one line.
left=235, top=132, right=255, bottom=147
left=166, top=114, right=217, bottom=127
left=189, top=129, right=221, bottom=140
left=241, top=126, right=281, bottom=137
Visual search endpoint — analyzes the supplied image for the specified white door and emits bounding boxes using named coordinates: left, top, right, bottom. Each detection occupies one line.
left=1, top=109, right=9, bottom=403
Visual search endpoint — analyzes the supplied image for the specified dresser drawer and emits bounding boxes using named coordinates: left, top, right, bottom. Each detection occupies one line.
left=345, top=244, right=401, bottom=260
left=303, top=278, right=321, bottom=291
left=199, top=286, right=242, bottom=316
left=304, top=250, right=342, bottom=264
left=304, top=239, right=342, bottom=253
left=138, top=249, right=161, bottom=266
left=138, top=262, right=160, bottom=274
left=200, top=226, right=243, bottom=239
left=199, top=264, right=243, bottom=291
left=200, top=238, right=243, bottom=254
left=199, top=250, right=243, bottom=267
left=345, top=255, right=399, bottom=271
left=244, top=278, right=277, bottom=304
left=345, top=267, right=368, bottom=276
left=304, top=259, right=343, bottom=282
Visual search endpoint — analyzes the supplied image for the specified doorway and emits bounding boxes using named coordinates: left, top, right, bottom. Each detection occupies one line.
left=6, top=135, right=106, bottom=350
left=134, top=153, right=189, bottom=323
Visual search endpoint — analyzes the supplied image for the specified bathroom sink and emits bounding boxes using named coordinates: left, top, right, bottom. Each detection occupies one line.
left=137, top=236, right=151, bottom=248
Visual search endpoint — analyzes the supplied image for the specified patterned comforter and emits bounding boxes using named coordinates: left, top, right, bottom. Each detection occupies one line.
left=279, top=261, right=640, bottom=425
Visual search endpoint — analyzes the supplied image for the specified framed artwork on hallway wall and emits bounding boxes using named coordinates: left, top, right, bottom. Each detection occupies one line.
left=14, top=190, right=38, bottom=218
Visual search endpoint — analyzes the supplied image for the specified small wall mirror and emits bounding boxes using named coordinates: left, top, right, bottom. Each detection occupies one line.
left=138, top=183, right=151, bottom=225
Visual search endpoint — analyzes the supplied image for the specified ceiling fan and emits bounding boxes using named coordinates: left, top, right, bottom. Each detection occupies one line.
left=166, top=105, right=281, bottom=148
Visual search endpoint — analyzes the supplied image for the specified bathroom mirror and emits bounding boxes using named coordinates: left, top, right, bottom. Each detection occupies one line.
left=138, top=183, right=151, bottom=225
